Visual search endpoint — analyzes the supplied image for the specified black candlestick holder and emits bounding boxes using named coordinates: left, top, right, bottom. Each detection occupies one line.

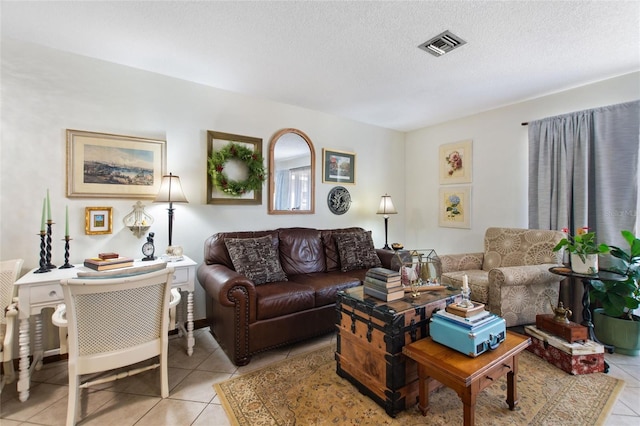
left=35, top=231, right=50, bottom=274
left=59, top=236, right=74, bottom=269
left=46, top=220, right=56, bottom=269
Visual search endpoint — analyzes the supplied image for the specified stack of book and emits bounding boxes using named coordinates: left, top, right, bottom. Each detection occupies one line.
left=83, top=256, right=134, bottom=271
left=363, top=267, right=404, bottom=302
left=433, top=303, right=495, bottom=329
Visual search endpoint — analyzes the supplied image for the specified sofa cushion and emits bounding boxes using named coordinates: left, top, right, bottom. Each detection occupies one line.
left=225, top=235, right=287, bottom=285
left=321, top=227, right=368, bottom=272
left=290, top=272, right=362, bottom=307
left=255, top=281, right=316, bottom=320
left=204, top=230, right=277, bottom=269
left=278, top=228, right=326, bottom=275
left=335, top=231, right=382, bottom=272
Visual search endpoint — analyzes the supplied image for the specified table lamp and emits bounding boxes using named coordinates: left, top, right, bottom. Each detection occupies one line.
left=154, top=173, right=188, bottom=258
left=376, top=194, right=397, bottom=250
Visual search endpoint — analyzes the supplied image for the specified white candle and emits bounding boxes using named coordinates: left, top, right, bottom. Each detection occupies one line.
left=462, top=274, right=469, bottom=290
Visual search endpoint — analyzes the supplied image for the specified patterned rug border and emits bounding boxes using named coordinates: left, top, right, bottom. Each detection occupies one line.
left=214, top=343, right=625, bottom=426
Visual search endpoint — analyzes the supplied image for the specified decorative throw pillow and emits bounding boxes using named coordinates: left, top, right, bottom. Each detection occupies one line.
left=224, top=235, right=287, bottom=285
left=335, top=231, right=382, bottom=272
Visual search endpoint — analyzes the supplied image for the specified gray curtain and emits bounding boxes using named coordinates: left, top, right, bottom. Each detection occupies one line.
left=528, top=100, right=640, bottom=316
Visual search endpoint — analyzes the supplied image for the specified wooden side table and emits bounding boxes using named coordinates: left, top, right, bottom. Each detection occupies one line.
left=402, top=331, right=530, bottom=426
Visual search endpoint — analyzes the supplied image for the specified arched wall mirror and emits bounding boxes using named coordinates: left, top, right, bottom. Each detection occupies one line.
left=268, top=128, right=315, bottom=214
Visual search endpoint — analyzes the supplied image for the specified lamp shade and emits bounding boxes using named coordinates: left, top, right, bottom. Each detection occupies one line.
left=376, top=194, right=397, bottom=215
left=154, top=173, right=188, bottom=204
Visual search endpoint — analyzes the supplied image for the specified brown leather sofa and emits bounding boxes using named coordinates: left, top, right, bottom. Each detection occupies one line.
left=197, top=227, right=393, bottom=366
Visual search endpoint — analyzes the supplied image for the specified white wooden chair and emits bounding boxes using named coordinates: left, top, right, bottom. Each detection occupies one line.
left=1, top=258, right=23, bottom=393
left=52, top=267, right=180, bottom=426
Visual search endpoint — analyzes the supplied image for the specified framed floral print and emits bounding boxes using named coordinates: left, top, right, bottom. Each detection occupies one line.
left=439, top=139, right=472, bottom=184
left=438, top=186, right=471, bottom=229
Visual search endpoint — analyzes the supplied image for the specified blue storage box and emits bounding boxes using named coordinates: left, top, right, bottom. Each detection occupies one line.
left=430, top=312, right=506, bottom=357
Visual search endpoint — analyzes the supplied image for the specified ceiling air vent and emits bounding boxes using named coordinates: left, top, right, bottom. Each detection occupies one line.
left=418, top=31, right=466, bottom=57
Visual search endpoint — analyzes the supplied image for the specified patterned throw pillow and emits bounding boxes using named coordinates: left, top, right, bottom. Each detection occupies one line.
left=224, top=235, right=287, bottom=285
left=335, top=231, right=382, bottom=272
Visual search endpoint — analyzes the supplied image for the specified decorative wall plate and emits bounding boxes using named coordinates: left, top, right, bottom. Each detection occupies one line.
left=327, top=186, right=351, bottom=215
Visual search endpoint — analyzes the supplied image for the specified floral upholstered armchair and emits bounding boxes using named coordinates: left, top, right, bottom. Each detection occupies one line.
left=440, top=227, right=565, bottom=327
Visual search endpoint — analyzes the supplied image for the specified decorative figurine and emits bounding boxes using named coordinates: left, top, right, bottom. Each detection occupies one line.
left=141, top=232, right=156, bottom=261
left=551, top=301, right=572, bottom=324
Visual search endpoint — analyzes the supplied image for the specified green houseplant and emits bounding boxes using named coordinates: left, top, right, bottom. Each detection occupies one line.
left=591, top=230, right=640, bottom=355
left=553, top=227, right=609, bottom=274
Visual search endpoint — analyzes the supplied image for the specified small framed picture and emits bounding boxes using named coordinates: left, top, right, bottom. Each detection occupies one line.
left=439, top=139, right=472, bottom=184
left=85, top=207, right=113, bottom=235
left=322, top=149, right=356, bottom=184
left=438, top=186, right=471, bottom=229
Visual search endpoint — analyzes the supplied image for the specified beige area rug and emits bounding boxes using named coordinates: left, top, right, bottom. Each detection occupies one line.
left=214, top=344, right=624, bottom=426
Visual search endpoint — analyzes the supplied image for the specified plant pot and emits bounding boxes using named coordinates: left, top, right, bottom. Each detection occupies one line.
left=570, top=253, right=598, bottom=275
left=593, top=308, right=640, bottom=356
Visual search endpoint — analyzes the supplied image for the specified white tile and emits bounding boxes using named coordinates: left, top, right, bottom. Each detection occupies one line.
left=169, top=370, right=231, bottom=403
left=192, top=403, right=231, bottom=426
left=134, top=398, right=207, bottom=426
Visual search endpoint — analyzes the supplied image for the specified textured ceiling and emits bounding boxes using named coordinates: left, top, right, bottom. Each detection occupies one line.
left=2, top=1, right=639, bottom=132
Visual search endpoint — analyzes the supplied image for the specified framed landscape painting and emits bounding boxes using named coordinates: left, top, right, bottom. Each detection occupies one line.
left=85, top=207, right=113, bottom=235
left=438, top=186, right=471, bottom=228
left=66, top=130, right=166, bottom=198
left=439, top=139, right=472, bottom=184
left=322, top=149, right=355, bottom=184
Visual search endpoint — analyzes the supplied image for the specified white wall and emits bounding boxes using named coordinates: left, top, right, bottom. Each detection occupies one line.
left=2, top=38, right=638, bottom=324
left=404, top=72, right=640, bottom=255
left=0, top=39, right=406, bottom=321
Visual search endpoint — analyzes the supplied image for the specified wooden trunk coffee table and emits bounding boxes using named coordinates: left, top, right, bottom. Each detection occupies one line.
left=335, top=286, right=461, bottom=417
left=402, top=331, right=531, bottom=426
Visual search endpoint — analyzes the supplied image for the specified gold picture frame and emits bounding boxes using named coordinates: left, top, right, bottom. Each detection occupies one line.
left=438, top=186, right=471, bottom=229
left=207, top=131, right=264, bottom=205
left=439, top=139, right=472, bottom=184
left=322, top=149, right=356, bottom=184
left=85, top=207, right=113, bottom=235
left=66, top=129, right=166, bottom=198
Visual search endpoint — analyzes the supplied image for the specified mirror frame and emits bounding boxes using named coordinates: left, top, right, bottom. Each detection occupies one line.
left=268, top=128, right=316, bottom=215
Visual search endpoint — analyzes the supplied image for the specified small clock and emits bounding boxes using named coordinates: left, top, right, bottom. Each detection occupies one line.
left=141, top=232, right=156, bottom=261
left=327, top=186, right=351, bottom=215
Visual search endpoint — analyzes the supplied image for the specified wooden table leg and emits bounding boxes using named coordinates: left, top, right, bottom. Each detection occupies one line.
left=506, top=354, right=519, bottom=410
left=461, top=383, right=478, bottom=426
left=417, top=365, right=431, bottom=416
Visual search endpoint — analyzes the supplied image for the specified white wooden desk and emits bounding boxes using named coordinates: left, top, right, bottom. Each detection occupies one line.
left=13, top=256, right=197, bottom=402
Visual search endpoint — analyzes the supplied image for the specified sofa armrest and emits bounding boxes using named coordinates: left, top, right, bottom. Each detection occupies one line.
left=440, top=252, right=484, bottom=273
left=376, top=249, right=396, bottom=269
left=488, top=264, right=564, bottom=288
left=197, top=263, right=258, bottom=322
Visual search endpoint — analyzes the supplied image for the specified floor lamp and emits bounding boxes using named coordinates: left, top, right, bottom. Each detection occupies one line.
left=377, top=194, right=397, bottom=250
left=154, top=173, right=188, bottom=258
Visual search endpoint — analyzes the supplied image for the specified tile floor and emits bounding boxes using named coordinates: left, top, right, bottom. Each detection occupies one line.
left=1, top=328, right=639, bottom=425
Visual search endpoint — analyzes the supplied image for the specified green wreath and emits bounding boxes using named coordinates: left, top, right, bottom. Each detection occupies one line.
left=208, top=142, right=266, bottom=196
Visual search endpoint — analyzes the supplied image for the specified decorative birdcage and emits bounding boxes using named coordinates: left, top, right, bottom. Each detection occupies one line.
left=392, top=249, right=442, bottom=295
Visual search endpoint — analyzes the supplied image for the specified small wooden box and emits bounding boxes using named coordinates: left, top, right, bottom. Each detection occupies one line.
left=525, top=325, right=604, bottom=375
left=536, top=314, right=588, bottom=343
left=335, top=286, right=460, bottom=417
